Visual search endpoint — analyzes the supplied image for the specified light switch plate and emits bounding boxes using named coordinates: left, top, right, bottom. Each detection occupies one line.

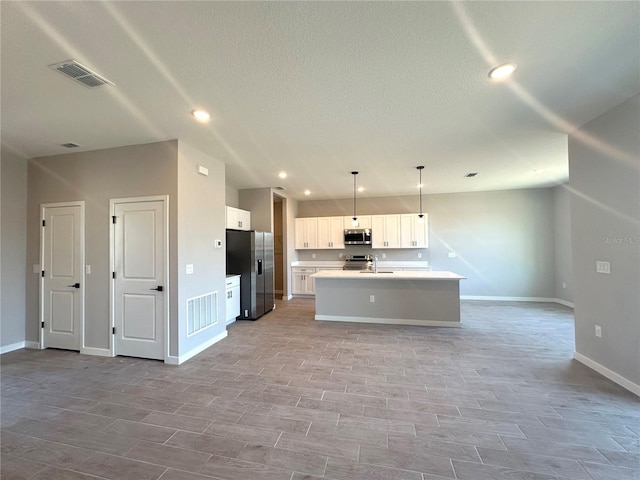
left=448, top=252, right=457, bottom=258
left=214, top=239, right=222, bottom=248
left=86, top=265, right=92, bottom=275
left=186, top=264, right=194, bottom=275
left=596, top=261, right=610, bottom=274
left=33, top=264, right=40, bottom=274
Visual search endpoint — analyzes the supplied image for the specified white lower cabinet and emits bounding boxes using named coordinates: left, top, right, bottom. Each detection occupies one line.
left=292, top=267, right=316, bottom=294
left=225, top=275, right=241, bottom=324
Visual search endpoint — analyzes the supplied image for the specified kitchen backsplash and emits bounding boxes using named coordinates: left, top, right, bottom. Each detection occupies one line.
left=296, top=248, right=430, bottom=262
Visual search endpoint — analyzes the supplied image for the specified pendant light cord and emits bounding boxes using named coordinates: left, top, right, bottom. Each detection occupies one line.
left=351, top=171, right=358, bottom=221
left=417, top=166, right=424, bottom=218
left=419, top=167, right=423, bottom=215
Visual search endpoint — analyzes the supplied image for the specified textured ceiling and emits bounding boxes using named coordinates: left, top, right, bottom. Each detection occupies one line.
left=2, top=1, right=639, bottom=200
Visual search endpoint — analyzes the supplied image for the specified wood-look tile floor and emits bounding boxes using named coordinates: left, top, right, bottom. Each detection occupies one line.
left=2, top=299, right=639, bottom=480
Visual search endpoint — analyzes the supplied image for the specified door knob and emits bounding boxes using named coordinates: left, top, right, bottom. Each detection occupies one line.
left=150, top=286, right=164, bottom=292
left=68, top=283, right=80, bottom=288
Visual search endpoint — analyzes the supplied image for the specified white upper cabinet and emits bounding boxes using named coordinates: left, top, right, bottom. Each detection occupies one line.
left=295, top=218, right=318, bottom=249
left=371, top=214, right=401, bottom=248
left=343, top=215, right=372, bottom=229
left=317, top=216, right=345, bottom=249
left=400, top=214, right=429, bottom=248
left=294, top=213, right=427, bottom=250
left=225, top=206, right=251, bottom=230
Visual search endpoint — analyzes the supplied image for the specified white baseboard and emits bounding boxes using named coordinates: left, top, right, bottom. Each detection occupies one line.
left=461, top=295, right=574, bottom=308
left=573, top=352, right=640, bottom=397
left=81, top=347, right=111, bottom=357
left=553, top=298, right=574, bottom=308
left=165, top=355, right=180, bottom=365
left=166, top=330, right=228, bottom=365
left=1, top=341, right=26, bottom=354
left=2, top=341, right=42, bottom=353
left=315, top=314, right=461, bottom=327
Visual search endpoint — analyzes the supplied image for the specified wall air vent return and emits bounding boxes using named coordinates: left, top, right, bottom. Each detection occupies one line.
left=464, top=172, right=479, bottom=178
left=49, top=60, right=115, bottom=88
left=61, top=142, right=81, bottom=148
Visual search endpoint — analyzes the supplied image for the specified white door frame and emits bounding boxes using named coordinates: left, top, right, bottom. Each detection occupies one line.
left=109, top=195, right=170, bottom=362
left=39, top=201, right=86, bottom=350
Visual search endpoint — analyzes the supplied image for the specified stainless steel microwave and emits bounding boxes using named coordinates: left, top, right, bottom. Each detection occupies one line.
left=344, top=229, right=372, bottom=245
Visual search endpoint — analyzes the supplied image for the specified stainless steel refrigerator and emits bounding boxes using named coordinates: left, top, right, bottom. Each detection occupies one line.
left=225, top=230, right=274, bottom=320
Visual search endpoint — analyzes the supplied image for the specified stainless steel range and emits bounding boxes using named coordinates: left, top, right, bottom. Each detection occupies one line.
left=343, top=254, right=373, bottom=271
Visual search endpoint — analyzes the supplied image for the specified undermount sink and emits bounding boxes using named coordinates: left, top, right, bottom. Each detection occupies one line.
left=359, top=271, right=394, bottom=274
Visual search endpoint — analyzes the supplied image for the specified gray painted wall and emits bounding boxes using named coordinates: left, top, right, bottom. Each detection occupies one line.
left=239, top=188, right=273, bottom=232
left=225, top=186, right=239, bottom=208
left=569, top=94, right=640, bottom=386
left=553, top=184, right=573, bottom=304
left=1, top=150, right=28, bottom=347
left=26, top=141, right=179, bottom=350
left=297, top=189, right=557, bottom=297
left=177, top=142, right=227, bottom=356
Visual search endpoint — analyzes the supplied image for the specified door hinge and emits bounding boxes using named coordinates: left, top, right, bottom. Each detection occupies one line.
left=112, top=215, right=117, bottom=224
left=112, top=271, right=116, bottom=279
left=42, top=219, right=46, bottom=227
left=112, top=327, right=116, bottom=335
left=41, top=321, right=45, bottom=328
left=41, top=270, right=45, bottom=278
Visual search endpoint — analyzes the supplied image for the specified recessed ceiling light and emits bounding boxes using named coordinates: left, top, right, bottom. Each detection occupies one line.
left=357, top=187, right=364, bottom=193
left=488, top=62, right=517, bottom=80
left=278, top=171, right=287, bottom=179
left=304, top=189, right=311, bottom=196
left=191, top=109, right=211, bottom=122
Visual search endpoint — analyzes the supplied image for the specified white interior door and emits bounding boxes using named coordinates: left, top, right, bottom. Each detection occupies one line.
left=42, top=204, right=83, bottom=350
left=113, top=199, right=166, bottom=360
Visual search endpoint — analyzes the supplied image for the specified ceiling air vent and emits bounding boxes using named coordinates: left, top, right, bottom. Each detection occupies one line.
left=464, top=172, right=479, bottom=178
left=61, top=142, right=81, bottom=148
left=49, top=60, right=115, bottom=88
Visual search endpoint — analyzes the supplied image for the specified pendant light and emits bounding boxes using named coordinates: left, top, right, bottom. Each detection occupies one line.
left=351, top=171, right=359, bottom=227
left=417, top=166, right=425, bottom=223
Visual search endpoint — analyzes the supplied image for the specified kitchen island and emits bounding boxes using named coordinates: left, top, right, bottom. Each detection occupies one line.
left=312, top=270, right=466, bottom=326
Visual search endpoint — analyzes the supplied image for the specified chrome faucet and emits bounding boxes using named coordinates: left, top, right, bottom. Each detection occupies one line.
left=374, top=255, right=379, bottom=274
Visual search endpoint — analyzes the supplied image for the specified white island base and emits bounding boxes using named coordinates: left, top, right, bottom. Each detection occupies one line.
left=312, top=270, right=466, bottom=327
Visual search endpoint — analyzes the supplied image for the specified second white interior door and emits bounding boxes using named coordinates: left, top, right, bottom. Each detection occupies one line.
left=113, top=199, right=166, bottom=360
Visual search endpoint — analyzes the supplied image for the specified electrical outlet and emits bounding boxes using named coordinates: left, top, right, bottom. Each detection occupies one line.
left=381, top=253, right=386, bottom=259
left=595, top=325, right=602, bottom=338
left=562, top=282, right=566, bottom=289
left=448, top=252, right=456, bottom=258
left=596, top=261, right=610, bottom=274
left=32, top=264, right=40, bottom=274
left=369, top=295, right=375, bottom=303
left=186, top=264, right=194, bottom=275
left=312, top=253, right=316, bottom=259
left=86, top=265, right=92, bottom=275
left=417, top=252, right=422, bottom=259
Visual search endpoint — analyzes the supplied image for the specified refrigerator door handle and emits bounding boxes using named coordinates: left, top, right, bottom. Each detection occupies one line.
left=257, top=259, right=263, bottom=275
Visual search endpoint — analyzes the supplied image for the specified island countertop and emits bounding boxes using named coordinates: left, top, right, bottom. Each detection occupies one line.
left=311, top=270, right=466, bottom=281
